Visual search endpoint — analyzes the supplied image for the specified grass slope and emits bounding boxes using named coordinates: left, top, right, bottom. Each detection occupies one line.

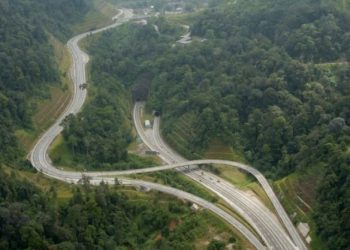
left=15, top=35, right=72, bottom=153
left=163, top=112, right=200, bottom=159
left=274, top=165, right=325, bottom=249
left=73, top=0, right=119, bottom=34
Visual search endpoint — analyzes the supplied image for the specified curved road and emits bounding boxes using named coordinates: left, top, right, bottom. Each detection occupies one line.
left=122, top=104, right=305, bottom=250
left=132, top=103, right=305, bottom=250
left=30, top=9, right=268, bottom=249
left=30, top=8, right=134, bottom=179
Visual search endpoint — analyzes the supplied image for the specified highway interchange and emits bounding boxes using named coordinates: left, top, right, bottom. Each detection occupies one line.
left=30, top=8, right=307, bottom=250
left=133, top=103, right=305, bottom=250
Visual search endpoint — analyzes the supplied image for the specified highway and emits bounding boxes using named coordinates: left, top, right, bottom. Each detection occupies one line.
left=102, top=106, right=307, bottom=249
left=89, top=177, right=266, bottom=250
left=29, top=9, right=268, bottom=249
left=132, top=103, right=306, bottom=250
left=30, top=8, right=134, bottom=179
left=28, top=7, right=307, bottom=250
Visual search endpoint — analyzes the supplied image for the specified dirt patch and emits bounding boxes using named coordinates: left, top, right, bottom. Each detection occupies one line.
left=34, top=86, right=71, bottom=130
left=128, top=141, right=149, bottom=155
left=168, top=219, right=178, bottom=231
left=295, top=174, right=320, bottom=207
left=154, top=233, right=163, bottom=241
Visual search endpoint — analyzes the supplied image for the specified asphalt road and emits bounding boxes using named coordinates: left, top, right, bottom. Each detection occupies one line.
left=30, top=9, right=134, bottom=179
left=29, top=9, right=267, bottom=249
left=89, top=177, right=266, bottom=250
left=132, top=103, right=306, bottom=250
left=29, top=8, right=307, bottom=250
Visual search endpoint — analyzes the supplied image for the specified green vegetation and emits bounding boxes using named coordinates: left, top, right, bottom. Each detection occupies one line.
left=50, top=133, right=158, bottom=171
left=127, top=170, right=262, bottom=244
left=274, top=165, right=327, bottom=249
left=313, top=154, right=350, bottom=249
left=0, top=0, right=92, bottom=165
left=0, top=166, right=242, bottom=249
left=204, top=139, right=246, bottom=163
left=60, top=18, right=183, bottom=169
left=73, top=0, right=119, bottom=33
left=207, top=239, right=226, bottom=250
left=0, top=0, right=120, bottom=163
left=77, top=0, right=350, bottom=248
left=140, top=170, right=217, bottom=202
left=16, top=34, right=73, bottom=152
left=2, top=165, right=75, bottom=202
left=1, top=1, right=248, bottom=250
left=2, top=0, right=350, bottom=248
left=147, top=1, right=350, bottom=177
left=49, top=135, right=79, bottom=170
left=161, top=112, right=201, bottom=159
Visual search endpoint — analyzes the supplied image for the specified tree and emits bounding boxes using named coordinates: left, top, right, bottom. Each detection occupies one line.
left=207, top=240, right=225, bottom=250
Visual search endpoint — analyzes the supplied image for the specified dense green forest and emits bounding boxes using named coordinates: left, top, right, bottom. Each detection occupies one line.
left=59, top=18, right=183, bottom=169
left=1, top=0, right=349, bottom=248
left=0, top=3, right=236, bottom=249
left=0, top=0, right=91, bottom=164
left=59, top=76, right=133, bottom=169
left=77, top=0, right=350, bottom=248
left=0, top=167, right=234, bottom=249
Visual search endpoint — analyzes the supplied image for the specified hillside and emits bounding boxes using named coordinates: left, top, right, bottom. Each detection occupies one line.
left=75, top=0, right=350, bottom=248
left=152, top=1, right=350, bottom=248
left=0, top=166, right=237, bottom=249
left=0, top=0, right=92, bottom=165
left=1, top=0, right=349, bottom=249
left=0, top=2, right=242, bottom=249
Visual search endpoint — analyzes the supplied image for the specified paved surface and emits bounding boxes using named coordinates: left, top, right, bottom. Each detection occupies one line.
left=177, top=24, right=192, bottom=44
left=30, top=8, right=134, bottom=179
left=29, top=8, right=307, bottom=250
left=131, top=103, right=306, bottom=250
left=29, top=9, right=267, bottom=249
left=89, top=177, right=266, bottom=250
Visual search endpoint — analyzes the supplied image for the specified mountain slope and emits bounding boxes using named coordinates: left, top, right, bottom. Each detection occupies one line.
left=77, top=1, right=350, bottom=248
left=0, top=0, right=91, bottom=165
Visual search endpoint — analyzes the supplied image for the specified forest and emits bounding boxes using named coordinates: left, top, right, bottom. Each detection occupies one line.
left=59, top=18, right=183, bottom=169
left=0, top=167, right=233, bottom=249
left=75, top=0, right=349, bottom=248
left=0, top=2, right=237, bottom=249
left=0, top=0, right=91, bottom=165
left=1, top=0, right=349, bottom=249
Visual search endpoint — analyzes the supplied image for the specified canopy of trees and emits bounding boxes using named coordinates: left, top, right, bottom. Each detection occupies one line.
left=1, top=0, right=349, bottom=248
left=0, top=0, right=91, bottom=164
left=61, top=77, right=133, bottom=169
left=61, top=19, right=183, bottom=169
left=0, top=167, right=230, bottom=249
left=84, top=0, right=350, bottom=248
